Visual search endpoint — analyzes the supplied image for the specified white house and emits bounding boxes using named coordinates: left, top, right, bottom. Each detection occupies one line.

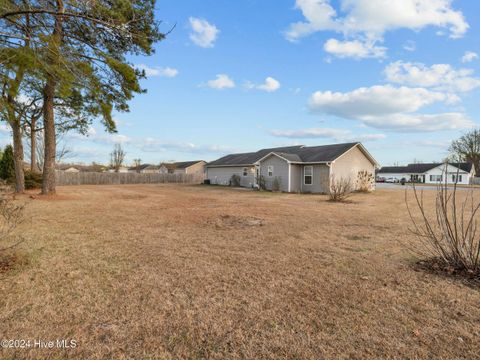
left=377, top=162, right=475, bottom=185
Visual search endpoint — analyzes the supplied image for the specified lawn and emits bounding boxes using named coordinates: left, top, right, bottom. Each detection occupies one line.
left=1, top=184, right=479, bottom=359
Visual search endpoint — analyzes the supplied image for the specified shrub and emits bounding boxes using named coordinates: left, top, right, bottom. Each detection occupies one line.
left=356, top=171, right=374, bottom=192
left=406, top=172, right=480, bottom=276
left=329, top=176, right=353, bottom=202
left=24, top=170, right=43, bottom=190
left=257, top=175, right=266, bottom=190
left=272, top=177, right=282, bottom=192
left=0, top=145, right=15, bottom=184
left=230, top=174, right=241, bottom=187
left=0, top=196, right=26, bottom=252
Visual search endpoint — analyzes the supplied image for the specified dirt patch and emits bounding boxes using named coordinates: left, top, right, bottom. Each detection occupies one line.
left=414, top=258, right=480, bottom=287
left=0, top=253, right=24, bottom=274
left=209, top=214, right=266, bottom=229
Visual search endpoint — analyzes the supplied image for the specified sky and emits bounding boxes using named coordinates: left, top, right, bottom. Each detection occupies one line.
left=3, top=0, right=480, bottom=166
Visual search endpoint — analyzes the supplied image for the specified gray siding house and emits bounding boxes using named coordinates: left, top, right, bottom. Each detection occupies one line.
left=206, top=142, right=378, bottom=193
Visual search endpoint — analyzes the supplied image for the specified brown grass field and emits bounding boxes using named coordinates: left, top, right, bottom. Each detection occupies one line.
left=1, top=184, right=479, bottom=359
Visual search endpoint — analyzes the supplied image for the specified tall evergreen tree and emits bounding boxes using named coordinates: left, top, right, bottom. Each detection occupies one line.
left=0, top=145, right=15, bottom=183
left=1, top=0, right=164, bottom=194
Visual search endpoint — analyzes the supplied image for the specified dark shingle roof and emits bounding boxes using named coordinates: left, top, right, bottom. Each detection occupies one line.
left=378, top=162, right=474, bottom=174
left=207, top=146, right=304, bottom=166
left=128, top=164, right=152, bottom=171
left=293, top=143, right=359, bottom=162
left=207, top=143, right=362, bottom=166
left=174, top=160, right=205, bottom=169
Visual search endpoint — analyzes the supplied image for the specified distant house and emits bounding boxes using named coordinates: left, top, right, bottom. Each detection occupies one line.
left=128, top=164, right=161, bottom=173
left=159, top=161, right=206, bottom=175
left=64, top=167, right=80, bottom=173
left=377, top=163, right=475, bottom=184
left=159, top=163, right=177, bottom=174
left=206, top=142, right=378, bottom=193
left=108, top=166, right=129, bottom=173
left=57, top=163, right=108, bottom=173
left=56, top=164, right=81, bottom=173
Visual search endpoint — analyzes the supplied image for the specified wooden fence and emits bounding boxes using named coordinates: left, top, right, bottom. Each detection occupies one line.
left=471, top=177, right=480, bottom=185
left=55, top=171, right=205, bottom=186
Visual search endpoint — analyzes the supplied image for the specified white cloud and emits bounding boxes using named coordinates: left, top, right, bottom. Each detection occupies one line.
left=269, top=127, right=386, bottom=142
left=384, top=61, right=480, bottom=93
left=360, top=113, right=472, bottom=132
left=136, top=64, right=179, bottom=78
left=285, top=0, right=339, bottom=42
left=189, top=17, right=219, bottom=48
left=245, top=77, right=281, bottom=92
left=285, top=0, right=468, bottom=58
left=206, top=74, right=235, bottom=89
left=461, top=51, right=478, bottom=63
left=309, top=85, right=454, bottom=117
left=67, top=126, right=130, bottom=144
left=403, top=40, right=416, bottom=52
left=140, top=138, right=234, bottom=155
left=324, top=38, right=386, bottom=59
left=308, top=85, right=471, bottom=132
left=0, top=124, right=10, bottom=134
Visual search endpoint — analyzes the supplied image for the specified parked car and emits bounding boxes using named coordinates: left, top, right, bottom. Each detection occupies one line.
left=376, top=177, right=385, bottom=183
left=385, top=177, right=399, bottom=183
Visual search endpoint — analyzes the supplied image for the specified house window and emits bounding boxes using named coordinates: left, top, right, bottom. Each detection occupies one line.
left=267, top=166, right=273, bottom=177
left=429, top=175, right=442, bottom=182
left=243, top=167, right=248, bottom=177
left=452, top=174, right=462, bottom=183
left=304, top=166, right=313, bottom=185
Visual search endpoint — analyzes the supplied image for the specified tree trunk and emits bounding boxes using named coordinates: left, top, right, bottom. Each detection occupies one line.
left=30, top=118, right=37, bottom=172
left=41, top=0, right=63, bottom=195
left=11, top=120, right=25, bottom=193
left=42, top=78, right=56, bottom=195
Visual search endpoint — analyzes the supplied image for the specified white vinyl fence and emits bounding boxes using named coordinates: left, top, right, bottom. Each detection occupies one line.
left=55, top=171, right=205, bottom=186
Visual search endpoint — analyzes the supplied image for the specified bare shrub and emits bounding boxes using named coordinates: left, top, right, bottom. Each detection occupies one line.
left=272, top=177, right=282, bottom=192
left=356, top=171, right=374, bottom=192
left=405, top=171, right=480, bottom=276
left=329, top=176, right=353, bottom=202
left=257, top=175, right=266, bottom=190
left=0, top=197, right=26, bottom=252
left=230, top=174, right=241, bottom=187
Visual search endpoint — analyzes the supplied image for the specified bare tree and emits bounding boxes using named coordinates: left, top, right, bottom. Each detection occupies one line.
left=449, top=129, right=480, bottom=175
left=25, top=131, right=73, bottom=171
left=110, top=144, right=126, bottom=173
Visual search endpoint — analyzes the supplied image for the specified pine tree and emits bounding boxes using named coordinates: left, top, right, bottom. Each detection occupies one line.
left=1, top=0, right=164, bottom=194
left=0, top=145, right=16, bottom=183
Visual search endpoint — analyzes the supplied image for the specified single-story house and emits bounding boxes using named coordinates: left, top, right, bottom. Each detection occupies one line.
left=160, top=161, right=206, bottom=175
left=108, top=166, right=129, bottom=173
left=206, top=142, right=378, bottom=193
left=56, top=163, right=108, bottom=172
left=128, top=164, right=162, bottom=173
left=377, top=162, right=475, bottom=185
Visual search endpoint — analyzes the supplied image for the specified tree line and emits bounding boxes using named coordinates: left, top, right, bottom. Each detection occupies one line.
left=0, top=0, right=164, bottom=194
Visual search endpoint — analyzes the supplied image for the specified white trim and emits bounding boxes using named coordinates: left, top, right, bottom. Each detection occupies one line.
left=255, top=152, right=293, bottom=164
left=288, top=164, right=291, bottom=192
left=304, top=165, right=313, bottom=185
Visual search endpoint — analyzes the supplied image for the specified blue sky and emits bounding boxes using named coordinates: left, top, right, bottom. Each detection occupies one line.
left=4, top=0, right=480, bottom=166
